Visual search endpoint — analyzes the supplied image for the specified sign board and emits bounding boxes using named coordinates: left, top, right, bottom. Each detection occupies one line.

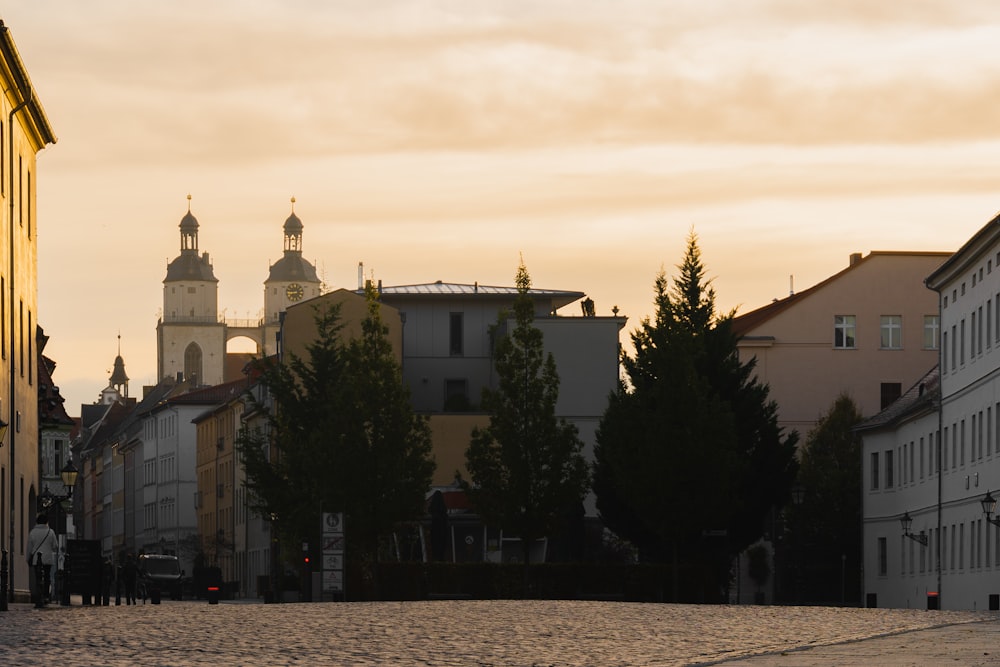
left=323, top=535, right=345, bottom=551
left=323, top=512, right=344, bottom=535
left=321, top=512, right=345, bottom=598
left=322, top=570, right=343, bottom=592
left=65, top=539, right=102, bottom=596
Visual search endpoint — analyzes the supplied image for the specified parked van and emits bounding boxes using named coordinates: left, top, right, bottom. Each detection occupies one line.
left=137, top=553, right=184, bottom=601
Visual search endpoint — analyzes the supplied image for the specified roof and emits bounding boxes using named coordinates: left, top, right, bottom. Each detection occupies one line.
left=162, top=376, right=252, bottom=411
left=733, top=251, right=951, bottom=337
left=38, top=354, right=73, bottom=427
left=284, top=212, right=303, bottom=235
left=0, top=22, right=56, bottom=148
left=164, top=249, right=218, bottom=282
left=854, top=365, right=940, bottom=432
left=267, top=251, right=318, bottom=282
left=369, top=282, right=586, bottom=311
left=925, top=211, right=1000, bottom=290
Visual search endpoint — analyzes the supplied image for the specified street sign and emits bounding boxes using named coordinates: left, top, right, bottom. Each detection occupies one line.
left=321, top=512, right=346, bottom=598
left=323, top=512, right=344, bottom=535
left=322, top=570, right=344, bottom=592
left=323, top=535, right=345, bottom=551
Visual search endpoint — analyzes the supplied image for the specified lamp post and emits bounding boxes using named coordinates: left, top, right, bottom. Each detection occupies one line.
left=981, top=491, right=1000, bottom=528
left=899, top=511, right=929, bottom=546
left=38, top=461, right=78, bottom=605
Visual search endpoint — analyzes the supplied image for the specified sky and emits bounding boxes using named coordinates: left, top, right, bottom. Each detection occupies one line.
left=2, top=0, right=1000, bottom=415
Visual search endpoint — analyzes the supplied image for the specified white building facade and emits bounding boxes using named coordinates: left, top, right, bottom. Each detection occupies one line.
left=861, top=213, right=1000, bottom=611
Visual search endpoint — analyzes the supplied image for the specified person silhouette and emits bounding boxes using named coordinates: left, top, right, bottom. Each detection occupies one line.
left=26, top=513, right=57, bottom=607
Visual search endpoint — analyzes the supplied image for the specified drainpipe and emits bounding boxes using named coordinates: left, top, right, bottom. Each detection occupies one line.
left=6, top=90, right=29, bottom=606
left=935, top=290, right=943, bottom=607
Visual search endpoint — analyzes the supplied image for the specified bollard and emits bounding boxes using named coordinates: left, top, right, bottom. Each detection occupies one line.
left=927, top=591, right=939, bottom=610
left=207, top=585, right=220, bottom=605
left=150, top=585, right=161, bottom=605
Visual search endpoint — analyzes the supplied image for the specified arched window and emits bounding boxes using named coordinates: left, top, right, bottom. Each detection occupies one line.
left=184, top=342, right=203, bottom=384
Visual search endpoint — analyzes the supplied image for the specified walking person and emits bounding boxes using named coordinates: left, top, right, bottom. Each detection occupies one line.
left=121, top=551, right=138, bottom=605
left=26, top=513, right=58, bottom=607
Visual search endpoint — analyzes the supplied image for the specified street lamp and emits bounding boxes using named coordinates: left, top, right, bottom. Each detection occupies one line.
left=981, top=491, right=1000, bottom=527
left=38, top=460, right=78, bottom=605
left=899, top=511, right=929, bottom=546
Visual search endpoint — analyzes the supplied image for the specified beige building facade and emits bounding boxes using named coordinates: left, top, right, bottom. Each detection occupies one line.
left=0, top=21, right=56, bottom=603
left=734, top=251, right=950, bottom=435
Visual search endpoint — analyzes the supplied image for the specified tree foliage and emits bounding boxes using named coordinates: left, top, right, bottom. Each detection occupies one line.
left=593, top=230, right=798, bottom=599
left=786, top=393, right=863, bottom=604
left=463, top=262, right=590, bottom=565
left=237, top=286, right=435, bottom=567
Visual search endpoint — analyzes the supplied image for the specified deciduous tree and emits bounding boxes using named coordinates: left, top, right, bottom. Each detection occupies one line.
left=237, top=286, right=435, bottom=592
left=463, top=262, right=590, bottom=567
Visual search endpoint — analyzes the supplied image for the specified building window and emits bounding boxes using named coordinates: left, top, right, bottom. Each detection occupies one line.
left=880, top=382, right=902, bottom=410
left=870, top=452, right=880, bottom=489
left=923, top=315, right=940, bottom=350
left=184, top=342, right=203, bottom=382
left=443, top=378, right=470, bottom=412
left=834, top=315, right=856, bottom=349
left=877, top=537, right=887, bottom=576
left=919, top=437, right=925, bottom=479
left=988, top=301, right=993, bottom=349
left=961, top=319, right=966, bottom=364
left=979, top=306, right=985, bottom=355
left=449, top=312, right=464, bottom=356
left=972, top=311, right=978, bottom=356
left=885, top=449, right=894, bottom=488
left=880, top=315, right=902, bottom=349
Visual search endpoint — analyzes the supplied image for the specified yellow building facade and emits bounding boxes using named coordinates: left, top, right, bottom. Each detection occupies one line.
left=0, top=21, right=56, bottom=603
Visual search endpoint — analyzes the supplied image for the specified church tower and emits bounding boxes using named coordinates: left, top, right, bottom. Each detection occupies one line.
left=100, top=336, right=130, bottom=405
left=156, top=196, right=225, bottom=386
left=263, top=197, right=322, bottom=351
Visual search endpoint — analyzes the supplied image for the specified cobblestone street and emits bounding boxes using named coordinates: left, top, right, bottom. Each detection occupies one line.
left=0, top=599, right=995, bottom=666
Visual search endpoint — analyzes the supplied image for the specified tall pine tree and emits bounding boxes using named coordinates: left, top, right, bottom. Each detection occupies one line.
left=463, top=262, right=590, bottom=567
left=593, top=231, right=798, bottom=601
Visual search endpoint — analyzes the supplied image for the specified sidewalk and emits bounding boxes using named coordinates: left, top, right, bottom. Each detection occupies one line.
left=717, top=619, right=1000, bottom=666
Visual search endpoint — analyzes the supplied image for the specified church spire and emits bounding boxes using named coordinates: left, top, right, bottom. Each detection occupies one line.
left=109, top=333, right=129, bottom=398
left=180, top=194, right=198, bottom=252
left=283, top=196, right=303, bottom=253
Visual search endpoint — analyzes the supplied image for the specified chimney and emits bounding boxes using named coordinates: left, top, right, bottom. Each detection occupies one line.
left=358, top=262, right=364, bottom=290
left=849, top=252, right=863, bottom=266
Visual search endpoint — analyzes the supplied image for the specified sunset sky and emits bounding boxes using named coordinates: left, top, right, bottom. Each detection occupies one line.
left=3, top=1, right=999, bottom=413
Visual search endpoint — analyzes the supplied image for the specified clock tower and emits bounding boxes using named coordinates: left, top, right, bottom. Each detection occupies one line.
left=157, top=196, right=225, bottom=385
left=263, top=197, right=321, bottom=347
left=157, top=197, right=323, bottom=386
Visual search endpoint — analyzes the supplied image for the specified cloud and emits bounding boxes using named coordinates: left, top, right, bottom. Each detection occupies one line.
left=13, top=0, right=1000, bottom=168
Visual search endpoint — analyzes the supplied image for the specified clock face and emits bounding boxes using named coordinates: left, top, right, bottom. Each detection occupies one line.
left=286, top=283, right=304, bottom=301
